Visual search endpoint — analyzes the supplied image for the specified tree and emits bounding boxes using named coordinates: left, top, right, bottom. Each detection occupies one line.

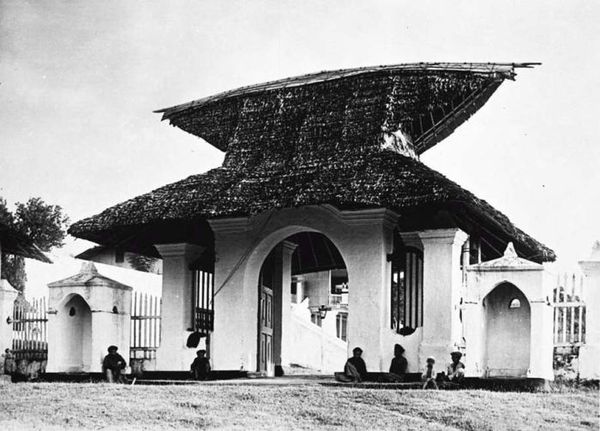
left=127, top=254, right=160, bottom=273
left=0, top=197, right=69, bottom=292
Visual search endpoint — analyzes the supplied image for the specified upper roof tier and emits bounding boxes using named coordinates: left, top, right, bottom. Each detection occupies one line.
left=156, top=62, right=538, bottom=158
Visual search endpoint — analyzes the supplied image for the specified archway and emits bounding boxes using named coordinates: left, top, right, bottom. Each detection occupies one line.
left=257, top=231, right=349, bottom=376
left=57, top=294, right=92, bottom=372
left=483, top=282, right=531, bottom=377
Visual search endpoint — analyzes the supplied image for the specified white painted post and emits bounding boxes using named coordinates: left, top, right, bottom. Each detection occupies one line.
left=154, top=243, right=204, bottom=371
left=578, top=242, right=600, bottom=379
left=417, top=228, right=468, bottom=368
left=0, top=280, right=18, bottom=364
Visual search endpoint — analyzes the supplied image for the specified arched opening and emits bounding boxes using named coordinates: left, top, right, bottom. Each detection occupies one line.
left=57, top=294, right=92, bottom=372
left=483, top=282, right=531, bottom=377
left=257, top=231, right=349, bottom=376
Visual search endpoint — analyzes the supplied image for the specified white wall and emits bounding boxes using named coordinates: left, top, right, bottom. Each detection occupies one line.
left=208, top=206, right=398, bottom=373
left=483, top=283, right=531, bottom=377
left=288, top=312, right=347, bottom=372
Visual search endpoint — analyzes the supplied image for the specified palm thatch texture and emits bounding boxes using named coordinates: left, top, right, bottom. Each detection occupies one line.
left=69, top=62, right=554, bottom=263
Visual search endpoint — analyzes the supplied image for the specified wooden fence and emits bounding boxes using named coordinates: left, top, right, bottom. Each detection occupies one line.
left=552, top=273, right=586, bottom=348
left=130, top=291, right=162, bottom=361
left=11, top=297, right=48, bottom=361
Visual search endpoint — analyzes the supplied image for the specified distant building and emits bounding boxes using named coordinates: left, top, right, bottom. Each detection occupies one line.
left=76, top=246, right=162, bottom=274
left=70, top=63, right=557, bottom=378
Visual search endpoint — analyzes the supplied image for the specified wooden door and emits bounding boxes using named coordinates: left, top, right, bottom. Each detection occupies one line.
left=259, top=286, right=273, bottom=374
left=258, top=254, right=275, bottom=375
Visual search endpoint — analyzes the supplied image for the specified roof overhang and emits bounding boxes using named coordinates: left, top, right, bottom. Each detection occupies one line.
left=155, top=62, right=539, bottom=155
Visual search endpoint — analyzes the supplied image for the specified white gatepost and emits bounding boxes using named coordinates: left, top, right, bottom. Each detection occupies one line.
left=0, top=280, right=18, bottom=363
left=579, top=242, right=600, bottom=379
left=417, top=228, right=468, bottom=367
left=47, top=262, right=132, bottom=373
left=155, top=243, right=204, bottom=371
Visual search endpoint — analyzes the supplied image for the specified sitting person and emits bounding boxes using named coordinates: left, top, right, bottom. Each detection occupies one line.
left=445, top=351, right=465, bottom=383
left=381, top=344, right=408, bottom=382
left=421, top=356, right=438, bottom=389
left=190, top=349, right=211, bottom=380
left=335, top=347, right=368, bottom=383
left=102, top=345, right=127, bottom=383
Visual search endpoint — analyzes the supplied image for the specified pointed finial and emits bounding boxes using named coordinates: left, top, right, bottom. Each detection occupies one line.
left=589, top=240, right=600, bottom=261
left=81, top=261, right=98, bottom=275
left=503, top=242, right=518, bottom=258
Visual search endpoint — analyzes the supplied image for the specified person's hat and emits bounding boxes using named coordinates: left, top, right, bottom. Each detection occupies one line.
left=197, top=349, right=206, bottom=354
left=450, top=351, right=463, bottom=358
left=426, top=356, right=436, bottom=363
left=107, top=345, right=118, bottom=352
left=352, top=347, right=363, bottom=353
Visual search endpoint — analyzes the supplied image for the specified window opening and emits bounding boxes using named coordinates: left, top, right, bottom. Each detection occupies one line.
left=390, top=232, right=423, bottom=335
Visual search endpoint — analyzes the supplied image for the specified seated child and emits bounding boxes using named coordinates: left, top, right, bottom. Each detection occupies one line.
left=421, top=356, right=438, bottom=389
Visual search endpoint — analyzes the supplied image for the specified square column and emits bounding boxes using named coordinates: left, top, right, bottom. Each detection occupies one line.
left=0, top=280, right=18, bottom=361
left=155, top=243, right=204, bottom=371
left=418, top=228, right=468, bottom=366
left=344, top=210, right=398, bottom=371
left=579, top=246, right=600, bottom=379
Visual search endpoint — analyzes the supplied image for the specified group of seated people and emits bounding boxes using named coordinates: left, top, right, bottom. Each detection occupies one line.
left=102, top=346, right=212, bottom=383
left=335, top=344, right=465, bottom=388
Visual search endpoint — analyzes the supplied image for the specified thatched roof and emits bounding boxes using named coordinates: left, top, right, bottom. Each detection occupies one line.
left=0, top=221, right=52, bottom=263
left=157, top=62, right=538, bottom=156
left=69, top=62, right=554, bottom=263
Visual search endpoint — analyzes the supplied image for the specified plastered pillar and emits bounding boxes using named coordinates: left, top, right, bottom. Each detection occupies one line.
left=0, top=280, right=18, bottom=358
left=579, top=243, right=600, bottom=379
left=209, top=218, right=255, bottom=372
left=418, top=228, right=468, bottom=367
left=155, top=243, right=204, bottom=371
left=343, top=210, right=397, bottom=372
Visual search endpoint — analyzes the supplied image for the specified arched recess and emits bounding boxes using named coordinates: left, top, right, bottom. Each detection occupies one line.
left=483, top=282, right=531, bottom=377
left=253, top=228, right=350, bottom=376
left=57, top=294, right=92, bottom=372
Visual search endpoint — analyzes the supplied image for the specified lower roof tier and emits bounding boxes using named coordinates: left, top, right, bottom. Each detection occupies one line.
left=68, top=151, right=555, bottom=263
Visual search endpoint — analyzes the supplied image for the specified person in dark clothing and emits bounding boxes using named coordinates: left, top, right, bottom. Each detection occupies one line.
left=190, top=349, right=211, bottom=380
left=335, top=347, right=367, bottom=382
left=102, top=345, right=126, bottom=383
left=382, top=343, right=408, bottom=382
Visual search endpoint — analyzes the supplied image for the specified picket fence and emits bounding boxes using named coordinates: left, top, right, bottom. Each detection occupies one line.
left=11, top=292, right=161, bottom=363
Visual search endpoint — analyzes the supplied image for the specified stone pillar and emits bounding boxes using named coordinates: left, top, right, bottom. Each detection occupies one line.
left=417, top=228, right=468, bottom=367
left=155, top=243, right=204, bottom=371
left=0, top=280, right=18, bottom=360
left=579, top=242, right=600, bottom=379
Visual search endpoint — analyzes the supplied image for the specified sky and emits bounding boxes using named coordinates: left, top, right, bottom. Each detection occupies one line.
left=1, top=0, right=599, bottom=273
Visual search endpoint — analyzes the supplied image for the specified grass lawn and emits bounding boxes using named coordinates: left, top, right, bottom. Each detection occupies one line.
left=0, top=382, right=597, bottom=430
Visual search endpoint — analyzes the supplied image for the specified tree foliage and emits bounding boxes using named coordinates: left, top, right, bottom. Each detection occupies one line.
left=126, top=254, right=159, bottom=273
left=0, top=197, right=69, bottom=292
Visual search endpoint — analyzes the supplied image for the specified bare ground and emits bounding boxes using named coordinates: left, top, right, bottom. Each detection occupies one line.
left=0, top=382, right=597, bottom=430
